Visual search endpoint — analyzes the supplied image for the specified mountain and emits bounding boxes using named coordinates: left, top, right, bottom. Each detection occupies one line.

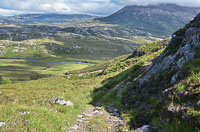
left=0, top=14, right=96, bottom=24
left=96, top=3, right=200, bottom=36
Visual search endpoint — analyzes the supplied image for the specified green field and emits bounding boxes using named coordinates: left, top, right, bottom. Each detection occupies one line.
left=0, top=59, right=92, bottom=83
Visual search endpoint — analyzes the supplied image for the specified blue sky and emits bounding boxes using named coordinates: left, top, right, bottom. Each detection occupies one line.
left=0, top=0, right=200, bottom=16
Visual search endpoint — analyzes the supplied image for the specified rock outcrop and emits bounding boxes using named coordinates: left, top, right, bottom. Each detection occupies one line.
left=123, top=12, right=200, bottom=131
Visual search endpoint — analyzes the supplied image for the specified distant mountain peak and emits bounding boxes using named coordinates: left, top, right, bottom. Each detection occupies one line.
left=96, top=3, right=200, bottom=36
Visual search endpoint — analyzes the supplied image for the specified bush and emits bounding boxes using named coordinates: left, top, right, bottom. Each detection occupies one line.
left=0, top=76, right=2, bottom=84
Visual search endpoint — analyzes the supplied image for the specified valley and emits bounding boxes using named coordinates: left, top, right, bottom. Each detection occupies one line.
left=0, top=22, right=145, bottom=62
left=0, top=58, right=92, bottom=83
left=0, top=2, right=200, bottom=132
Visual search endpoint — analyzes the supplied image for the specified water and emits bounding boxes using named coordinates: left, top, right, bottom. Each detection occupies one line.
left=0, top=58, right=95, bottom=64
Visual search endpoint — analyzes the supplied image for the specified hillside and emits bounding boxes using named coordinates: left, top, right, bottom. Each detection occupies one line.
left=97, top=3, right=200, bottom=36
left=91, top=11, right=200, bottom=131
left=119, top=12, right=200, bottom=131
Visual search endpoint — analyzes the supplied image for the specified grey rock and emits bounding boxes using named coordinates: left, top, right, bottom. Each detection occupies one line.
left=19, top=111, right=30, bottom=116
left=82, top=113, right=92, bottom=117
left=24, top=120, right=29, bottom=125
left=171, top=73, right=178, bottom=84
left=77, top=119, right=83, bottom=122
left=48, top=97, right=57, bottom=105
left=55, top=98, right=73, bottom=106
left=136, top=125, right=153, bottom=132
left=139, top=35, right=196, bottom=87
left=0, top=122, right=5, bottom=127
left=78, top=115, right=83, bottom=118
left=69, top=124, right=79, bottom=130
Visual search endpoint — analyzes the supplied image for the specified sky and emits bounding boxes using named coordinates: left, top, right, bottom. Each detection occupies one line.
left=0, top=0, right=200, bottom=16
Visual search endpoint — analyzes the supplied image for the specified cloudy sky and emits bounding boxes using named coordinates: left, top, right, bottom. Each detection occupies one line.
left=0, top=0, right=200, bottom=16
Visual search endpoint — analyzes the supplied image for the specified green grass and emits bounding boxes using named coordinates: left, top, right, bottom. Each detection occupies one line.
left=0, top=59, right=91, bottom=83
left=0, top=75, right=104, bottom=131
left=0, top=52, right=133, bottom=131
left=87, top=115, right=109, bottom=131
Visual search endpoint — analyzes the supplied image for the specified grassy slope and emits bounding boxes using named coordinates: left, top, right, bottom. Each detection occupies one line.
left=0, top=40, right=167, bottom=131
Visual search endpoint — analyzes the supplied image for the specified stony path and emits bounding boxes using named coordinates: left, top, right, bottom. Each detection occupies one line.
left=67, top=63, right=154, bottom=132
left=67, top=105, right=126, bottom=132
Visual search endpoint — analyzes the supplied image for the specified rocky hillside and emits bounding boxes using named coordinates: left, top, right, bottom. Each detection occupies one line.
left=0, top=21, right=160, bottom=62
left=122, top=12, right=200, bottom=131
left=97, top=3, right=200, bottom=36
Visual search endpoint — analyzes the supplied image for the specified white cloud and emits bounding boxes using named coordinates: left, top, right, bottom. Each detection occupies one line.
left=0, top=0, right=199, bottom=16
left=0, top=8, right=39, bottom=16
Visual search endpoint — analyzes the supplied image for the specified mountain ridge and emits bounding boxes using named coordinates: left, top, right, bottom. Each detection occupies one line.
left=97, top=3, right=200, bottom=36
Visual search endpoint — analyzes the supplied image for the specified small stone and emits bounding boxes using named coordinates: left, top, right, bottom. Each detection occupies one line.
left=113, top=108, right=118, bottom=112
left=82, top=117, right=89, bottom=121
left=177, top=90, right=189, bottom=96
left=56, top=98, right=73, bottom=106
left=94, top=107, right=102, bottom=111
left=69, top=125, right=79, bottom=130
left=24, top=120, right=29, bottom=125
left=84, top=121, right=89, bottom=123
left=78, top=115, right=83, bottom=118
left=48, top=97, right=57, bottom=105
left=49, top=109, right=58, bottom=112
left=0, top=122, right=5, bottom=127
left=111, top=112, right=120, bottom=117
left=19, top=111, right=30, bottom=116
left=83, top=113, right=92, bottom=117
left=77, top=119, right=83, bottom=122
left=93, top=110, right=99, bottom=114
left=136, top=125, right=153, bottom=132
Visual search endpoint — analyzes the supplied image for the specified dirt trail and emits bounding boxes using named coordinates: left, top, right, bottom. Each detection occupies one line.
left=68, top=63, right=153, bottom=132
left=67, top=105, right=125, bottom=132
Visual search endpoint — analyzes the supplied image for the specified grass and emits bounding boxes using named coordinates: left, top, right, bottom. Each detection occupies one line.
left=0, top=75, right=104, bottom=131
left=91, top=40, right=168, bottom=108
left=0, top=51, right=135, bottom=131
left=87, top=115, right=109, bottom=131
left=0, top=49, right=142, bottom=131
left=0, top=59, right=92, bottom=83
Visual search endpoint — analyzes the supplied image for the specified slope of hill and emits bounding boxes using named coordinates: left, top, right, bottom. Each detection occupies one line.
left=97, top=3, right=200, bottom=36
left=119, top=12, right=200, bottom=131
left=89, top=12, right=200, bottom=132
